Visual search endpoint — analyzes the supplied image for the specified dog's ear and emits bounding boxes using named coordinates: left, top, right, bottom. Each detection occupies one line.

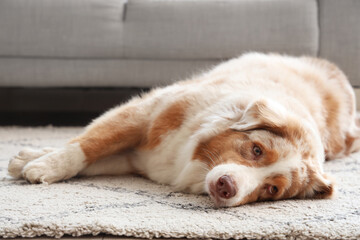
left=231, top=99, right=289, bottom=135
left=309, top=173, right=336, bottom=199
left=231, top=98, right=308, bottom=144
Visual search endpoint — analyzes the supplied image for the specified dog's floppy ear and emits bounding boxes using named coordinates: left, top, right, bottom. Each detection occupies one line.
left=231, top=98, right=289, bottom=134
left=231, top=98, right=308, bottom=144
left=309, top=173, right=336, bottom=199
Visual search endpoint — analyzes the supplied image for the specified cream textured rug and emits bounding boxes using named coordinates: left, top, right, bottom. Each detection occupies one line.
left=1, top=127, right=360, bottom=239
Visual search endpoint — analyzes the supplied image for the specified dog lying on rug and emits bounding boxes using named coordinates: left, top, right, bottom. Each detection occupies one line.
left=8, top=53, right=360, bottom=207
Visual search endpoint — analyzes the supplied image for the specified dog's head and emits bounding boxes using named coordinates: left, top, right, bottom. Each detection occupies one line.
left=193, top=98, right=335, bottom=207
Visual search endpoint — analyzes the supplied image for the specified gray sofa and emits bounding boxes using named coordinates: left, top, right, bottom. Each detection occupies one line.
left=0, top=0, right=359, bottom=124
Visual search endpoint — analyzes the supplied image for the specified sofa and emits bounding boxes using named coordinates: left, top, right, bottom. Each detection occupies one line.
left=0, top=0, right=359, bottom=124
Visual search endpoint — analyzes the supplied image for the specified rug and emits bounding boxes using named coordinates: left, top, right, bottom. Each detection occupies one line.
left=0, top=127, right=359, bottom=239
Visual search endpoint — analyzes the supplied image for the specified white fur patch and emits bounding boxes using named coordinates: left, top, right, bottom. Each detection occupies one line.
left=173, top=160, right=209, bottom=193
left=21, top=143, right=86, bottom=184
left=8, top=147, right=57, bottom=179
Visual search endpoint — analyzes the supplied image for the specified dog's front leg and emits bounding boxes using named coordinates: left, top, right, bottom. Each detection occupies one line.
left=8, top=99, right=150, bottom=184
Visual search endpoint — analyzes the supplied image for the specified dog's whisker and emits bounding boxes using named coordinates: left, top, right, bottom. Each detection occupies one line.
left=203, top=148, right=218, bottom=166
left=199, top=165, right=210, bottom=173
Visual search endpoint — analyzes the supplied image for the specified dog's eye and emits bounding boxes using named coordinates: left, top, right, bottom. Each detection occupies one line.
left=267, top=185, right=278, bottom=195
left=252, top=145, right=262, bottom=157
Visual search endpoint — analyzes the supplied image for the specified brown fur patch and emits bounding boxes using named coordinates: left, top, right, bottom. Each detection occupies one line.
left=302, top=57, right=354, bottom=112
left=298, top=162, right=335, bottom=199
left=301, top=57, right=354, bottom=159
left=140, top=101, right=188, bottom=150
left=283, top=170, right=304, bottom=199
left=192, top=130, right=279, bottom=168
left=345, top=133, right=356, bottom=155
left=248, top=120, right=307, bottom=149
left=236, top=174, right=290, bottom=205
left=269, top=175, right=290, bottom=200
left=323, top=92, right=344, bottom=157
left=70, top=107, right=145, bottom=163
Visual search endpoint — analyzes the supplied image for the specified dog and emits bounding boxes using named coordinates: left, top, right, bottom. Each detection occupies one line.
left=8, top=53, right=360, bottom=207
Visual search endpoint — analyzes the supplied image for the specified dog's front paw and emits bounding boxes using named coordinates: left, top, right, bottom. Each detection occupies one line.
left=8, top=147, right=56, bottom=179
left=22, top=156, right=61, bottom=184
left=21, top=144, right=86, bottom=184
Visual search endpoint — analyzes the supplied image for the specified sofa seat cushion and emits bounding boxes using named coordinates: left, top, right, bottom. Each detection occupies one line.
left=0, top=0, right=318, bottom=61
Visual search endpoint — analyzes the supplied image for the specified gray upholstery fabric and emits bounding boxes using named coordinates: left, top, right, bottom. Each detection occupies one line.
left=0, top=0, right=126, bottom=58
left=0, top=0, right=317, bottom=60
left=0, top=58, right=217, bottom=87
left=0, top=0, right=359, bottom=88
left=124, top=0, right=318, bottom=59
left=319, top=0, right=360, bottom=86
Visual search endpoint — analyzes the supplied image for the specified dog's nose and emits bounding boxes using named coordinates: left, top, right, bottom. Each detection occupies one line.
left=216, top=175, right=237, bottom=199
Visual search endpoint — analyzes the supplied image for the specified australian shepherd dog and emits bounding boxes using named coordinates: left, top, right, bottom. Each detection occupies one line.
left=8, top=53, right=360, bottom=207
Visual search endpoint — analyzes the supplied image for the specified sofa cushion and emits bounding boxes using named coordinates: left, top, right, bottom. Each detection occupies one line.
left=0, top=0, right=318, bottom=61
left=319, top=0, right=360, bottom=86
left=0, top=0, right=126, bottom=58
left=123, top=0, right=318, bottom=60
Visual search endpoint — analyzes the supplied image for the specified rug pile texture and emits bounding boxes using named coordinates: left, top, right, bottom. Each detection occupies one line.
left=0, top=127, right=359, bottom=239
